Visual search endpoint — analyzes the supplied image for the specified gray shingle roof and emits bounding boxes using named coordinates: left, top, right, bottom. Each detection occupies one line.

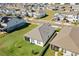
left=25, top=24, right=55, bottom=44
left=51, top=26, right=79, bottom=54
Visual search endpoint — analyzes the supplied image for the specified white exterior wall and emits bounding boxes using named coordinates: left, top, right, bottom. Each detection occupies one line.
left=62, top=49, right=79, bottom=56
left=63, top=49, right=76, bottom=56
left=29, top=38, right=44, bottom=47
left=66, top=15, right=78, bottom=22
left=59, top=47, right=63, bottom=52
left=28, top=12, right=33, bottom=17
left=72, top=5, right=79, bottom=11
left=34, top=40, right=44, bottom=47
left=33, top=12, right=45, bottom=18
left=63, top=50, right=72, bottom=56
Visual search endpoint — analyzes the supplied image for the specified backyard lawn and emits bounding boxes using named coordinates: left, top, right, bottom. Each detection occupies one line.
left=0, top=24, right=42, bottom=56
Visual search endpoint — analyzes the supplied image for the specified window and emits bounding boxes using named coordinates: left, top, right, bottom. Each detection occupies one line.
left=25, top=37, right=30, bottom=41
left=37, top=41, right=40, bottom=44
left=31, top=39, right=35, bottom=44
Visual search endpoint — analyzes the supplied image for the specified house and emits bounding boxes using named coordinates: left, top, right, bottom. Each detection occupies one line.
left=63, top=11, right=79, bottom=22
left=54, top=11, right=79, bottom=22
left=53, top=13, right=65, bottom=21
left=72, top=3, right=79, bottom=11
left=0, top=8, right=16, bottom=16
left=4, top=9, right=16, bottom=15
left=27, top=7, right=46, bottom=18
left=33, top=8, right=46, bottom=18
left=27, top=10, right=34, bottom=17
left=0, top=16, right=27, bottom=32
left=50, top=26, right=79, bottom=56
left=62, top=3, right=72, bottom=12
left=47, top=4, right=59, bottom=10
left=17, top=9, right=28, bottom=17
left=24, top=24, right=55, bottom=47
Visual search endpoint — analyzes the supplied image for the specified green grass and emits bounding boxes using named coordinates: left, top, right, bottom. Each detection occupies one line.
left=0, top=24, right=42, bottom=56
left=57, top=51, right=63, bottom=56
left=44, top=46, right=55, bottom=56
left=55, top=28, right=61, bottom=32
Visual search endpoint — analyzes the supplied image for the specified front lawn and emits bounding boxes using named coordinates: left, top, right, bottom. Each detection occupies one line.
left=0, top=24, right=42, bottom=56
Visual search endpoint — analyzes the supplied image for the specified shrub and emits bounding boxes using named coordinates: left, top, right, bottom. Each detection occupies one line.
left=57, top=51, right=63, bottom=56
left=32, top=49, right=39, bottom=55
left=55, top=28, right=61, bottom=32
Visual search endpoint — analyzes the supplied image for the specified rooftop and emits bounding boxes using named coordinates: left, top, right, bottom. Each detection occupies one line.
left=51, top=26, right=79, bottom=54
left=25, top=23, right=55, bottom=44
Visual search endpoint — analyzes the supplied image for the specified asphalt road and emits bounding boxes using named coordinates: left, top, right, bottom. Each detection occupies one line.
left=27, top=19, right=73, bottom=27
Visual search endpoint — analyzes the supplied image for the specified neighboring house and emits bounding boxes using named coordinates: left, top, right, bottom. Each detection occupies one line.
left=20, top=11, right=27, bottom=17
left=5, top=9, right=15, bottom=15
left=15, top=10, right=21, bottom=16
left=54, top=11, right=79, bottom=22
left=0, top=8, right=16, bottom=16
left=63, top=4, right=72, bottom=12
left=53, top=13, right=65, bottom=21
left=0, top=16, right=27, bottom=32
left=47, top=4, right=59, bottom=10
left=50, top=26, right=79, bottom=56
left=27, top=8, right=46, bottom=18
left=19, top=9, right=28, bottom=17
left=33, top=8, right=46, bottom=18
left=63, top=11, right=79, bottom=22
left=27, top=10, right=34, bottom=17
left=58, top=5, right=65, bottom=11
left=72, top=4, right=79, bottom=11
left=24, top=24, right=55, bottom=47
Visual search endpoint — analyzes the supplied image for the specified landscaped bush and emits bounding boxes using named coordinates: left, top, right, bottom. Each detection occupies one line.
left=32, top=49, right=39, bottom=55
left=55, top=28, right=61, bottom=32
left=57, top=51, right=63, bottom=56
